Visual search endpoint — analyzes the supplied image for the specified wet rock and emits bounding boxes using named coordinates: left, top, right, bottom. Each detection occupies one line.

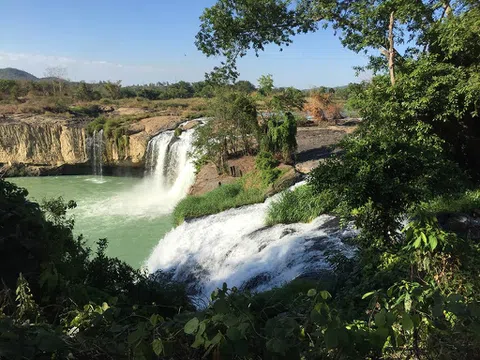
left=438, top=212, right=480, bottom=240
left=318, top=217, right=341, bottom=232
left=308, top=237, right=330, bottom=252
left=280, top=228, right=296, bottom=238
left=241, top=273, right=272, bottom=291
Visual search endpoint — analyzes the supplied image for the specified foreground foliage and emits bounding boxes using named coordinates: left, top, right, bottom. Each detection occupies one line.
left=2, top=178, right=480, bottom=359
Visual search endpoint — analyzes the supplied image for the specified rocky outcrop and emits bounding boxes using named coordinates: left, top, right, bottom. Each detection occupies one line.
left=0, top=114, right=184, bottom=177
left=0, top=115, right=88, bottom=167
left=189, top=156, right=257, bottom=196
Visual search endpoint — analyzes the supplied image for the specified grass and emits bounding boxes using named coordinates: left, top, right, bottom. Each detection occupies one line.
left=173, top=168, right=294, bottom=225
left=420, top=189, right=480, bottom=215
left=266, top=185, right=336, bottom=225
left=173, top=182, right=265, bottom=225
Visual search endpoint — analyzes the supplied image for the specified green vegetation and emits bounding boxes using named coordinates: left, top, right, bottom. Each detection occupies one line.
left=173, top=182, right=264, bottom=225
left=255, top=151, right=281, bottom=187
left=192, top=89, right=260, bottom=172
left=266, top=185, right=335, bottom=225
left=173, top=167, right=291, bottom=225
left=421, top=189, right=480, bottom=216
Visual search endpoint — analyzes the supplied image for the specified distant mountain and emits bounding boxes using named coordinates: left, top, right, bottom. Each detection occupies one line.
left=0, top=68, right=39, bottom=81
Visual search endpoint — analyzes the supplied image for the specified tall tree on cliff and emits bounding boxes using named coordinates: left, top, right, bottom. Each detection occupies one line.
left=195, top=0, right=480, bottom=177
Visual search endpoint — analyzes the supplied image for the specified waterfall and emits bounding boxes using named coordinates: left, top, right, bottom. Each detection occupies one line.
left=82, top=123, right=198, bottom=218
left=144, top=127, right=197, bottom=202
left=145, top=185, right=356, bottom=303
left=91, top=130, right=104, bottom=176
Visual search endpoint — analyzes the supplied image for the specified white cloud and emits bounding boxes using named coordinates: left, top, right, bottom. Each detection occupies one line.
left=0, top=51, right=180, bottom=85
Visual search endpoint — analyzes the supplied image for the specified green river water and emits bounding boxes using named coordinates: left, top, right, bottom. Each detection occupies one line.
left=10, top=176, right=174, bottom=268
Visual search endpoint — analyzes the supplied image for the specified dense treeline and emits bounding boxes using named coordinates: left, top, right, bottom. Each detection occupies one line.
left=0, top=78, right=259, bottom=102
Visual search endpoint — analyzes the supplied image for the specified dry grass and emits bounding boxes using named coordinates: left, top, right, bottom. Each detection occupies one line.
left=0, top=95, right=209, bottom=121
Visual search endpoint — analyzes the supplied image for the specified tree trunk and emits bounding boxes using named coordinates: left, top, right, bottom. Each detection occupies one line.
left=388, top=11, right=396, bottom=86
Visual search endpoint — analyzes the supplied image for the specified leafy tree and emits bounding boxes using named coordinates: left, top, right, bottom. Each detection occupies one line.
left=258, top=74, right=274, bottom=96
left=192, top=89, right=259, bottom=172
left=103, top=80, right=122, bottom=99
left=271, top=86, right=306, bottom=112
left=75, top=81, right=98, bottom=101
left=196, top=0, right=477, bottom=84
left=261, top=111, right=297, bottom=163
left=232, top=80, right=256, bottom=93
left=192, top=81, right=215, bottom=97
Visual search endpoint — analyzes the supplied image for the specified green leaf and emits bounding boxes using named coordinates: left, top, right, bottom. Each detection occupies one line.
left=413, top=236, right=422, bottom=248
left=320, top=290, right=331, bottom=300
left=374, top=310, right=386, bottom=328
left=226, top=327, right=242, bottom=341
left=421, top=232, right=428, bottom=245
left=184, top=318, right=199, bottom=335
left=307, top=289, right=317, bottom=297
left=429, top=235, right=438, bottom=251
left=197, top=321, right=207, bottom=336
left=150, top=314, right=163, bottom=327
left=152, top=338, right=163, bottom=356
left=401, top=313, right=414, bottom=332
left=404, top=292, right=412, bottom=313
left=324, top=328, right=339, bottom=349
left=210, top=332, right=223, bottom=345
left=191, top=333, right=205, bottom=349
left=362, top=291, right=375, bottom=299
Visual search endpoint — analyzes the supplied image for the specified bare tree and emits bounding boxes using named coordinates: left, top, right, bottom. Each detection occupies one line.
left=44, top=66, right=68, bottom=96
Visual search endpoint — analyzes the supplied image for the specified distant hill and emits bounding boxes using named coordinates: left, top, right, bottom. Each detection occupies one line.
left=0, top=68, right=39, bottom=81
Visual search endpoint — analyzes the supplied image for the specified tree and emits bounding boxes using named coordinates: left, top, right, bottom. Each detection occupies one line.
left=233, top=80, right=256, bottom=93
left=44, top=66, right=68, bottom=95
left=75, top=81, right=96, bottom=101
left=196, top=0, right=477, bottom=85
left=258, top=74, right=274, bottom=96
left=103, top=80, right=122, bottom=100
left=192, top=89, right=259, bottom=172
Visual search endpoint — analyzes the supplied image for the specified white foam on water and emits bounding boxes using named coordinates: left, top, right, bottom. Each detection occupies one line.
left=145, top=185, right=356, bottom=302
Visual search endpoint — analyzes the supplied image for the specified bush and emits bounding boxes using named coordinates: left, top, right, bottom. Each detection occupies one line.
left=174, top=126, right=183, bottom=137
left=86, top=116, right=107, bottom=135
left=255, top=151, right=278, bottom=171
left=310, top=122, right=464, bottom=244
left=69, top=104, right=102, bottom=117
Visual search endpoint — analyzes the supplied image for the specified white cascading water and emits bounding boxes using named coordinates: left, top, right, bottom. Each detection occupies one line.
left=84, top=126, right=197, bottom=218
left=146, top=185, right=356, bottom=303
left=144, top=129, right=196, bottom=199
left=91, top=130, right=104, bottom=176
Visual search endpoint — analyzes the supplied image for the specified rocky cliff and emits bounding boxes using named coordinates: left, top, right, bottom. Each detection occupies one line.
left=0, top=114, right=184, bottom=177
left=0, top=115, right=88, bottom=166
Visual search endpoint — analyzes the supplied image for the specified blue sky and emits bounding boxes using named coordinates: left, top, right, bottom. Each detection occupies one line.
left=0, top=0, right=369, bottom=88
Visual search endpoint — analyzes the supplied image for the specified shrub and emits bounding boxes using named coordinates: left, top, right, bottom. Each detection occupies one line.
left=174, top=126, right=183, bottom=137
left=255, top=151, right=278, bottom=171
left=69, top=104, right=102, bottom=117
